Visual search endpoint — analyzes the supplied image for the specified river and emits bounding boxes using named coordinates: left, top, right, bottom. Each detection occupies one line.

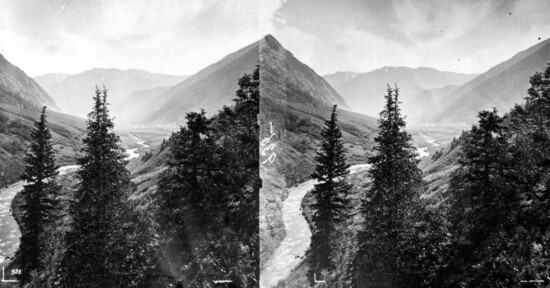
left=0, top=165, right=80, bottom=265
left=259, top=164, right=371, bottom=288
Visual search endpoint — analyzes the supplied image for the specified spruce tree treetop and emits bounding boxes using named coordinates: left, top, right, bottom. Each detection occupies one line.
left=368, top=85, right=422, bottom=202
left=312, top=105, right=350, bottom=185
left=22, top=106, right=59, bottom=184
left=77, top=87, right=129, bottom=204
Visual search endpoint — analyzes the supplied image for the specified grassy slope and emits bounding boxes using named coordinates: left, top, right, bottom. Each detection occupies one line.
left=0, top=103, right=85, bottom=185
left=419, top=139, right=463, bottom=201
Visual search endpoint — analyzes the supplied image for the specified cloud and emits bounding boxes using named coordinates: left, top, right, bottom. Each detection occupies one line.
left=270, top=0, right=550, bottom=74
left=2, top=0, right=548, bottom=76
left=0, top=0, right=260, bottom=76
left=259, top=0, right=287, bottom=34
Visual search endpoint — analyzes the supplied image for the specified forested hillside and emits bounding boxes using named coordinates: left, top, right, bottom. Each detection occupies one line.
left=285, top=64, right=550, bottom=288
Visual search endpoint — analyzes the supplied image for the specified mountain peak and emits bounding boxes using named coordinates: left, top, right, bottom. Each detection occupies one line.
left=260, top=34, right=348, bottom=108
left=263, top=34, right=282, bottom=51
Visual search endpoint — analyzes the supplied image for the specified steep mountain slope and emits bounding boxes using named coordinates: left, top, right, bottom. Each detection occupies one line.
left=0, top=104, right=85, bottom=185
left=426, top=38, right=550, bottom=125
left=262, top=35, right=348, bottom=109
left=325, top=67, right=477, bottom=120
left=136, top=35, right=348, bottom=127
left=137, top=41, right=260, bottom=126
left=34, top=69, right=186, bottom=118
left=0, top=54, right=85, bottom=185
left=259, top=35, right=376, bottom=270
left=0, top=53, right=57, bottom=110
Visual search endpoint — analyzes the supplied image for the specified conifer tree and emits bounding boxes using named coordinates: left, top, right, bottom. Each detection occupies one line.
left=216, top=66, right=260, bottom=286
left=234, top=65, right=259, bottom=143
left=157, top=110, right=219, bottom=287
left=16, top=106, right=60, bottom=285
left=156, top=67, right=259, bottom=287
left=308, top=104, right=352, bottom=284
left=353, top=85, right=445, bottom=288
left=511, top=64, right=550, bottom=283
left=443, top=109, right=522, bottom=287
left=441, top=67, right=550, bottom=287
left=58, top=87, right=156, bottom=287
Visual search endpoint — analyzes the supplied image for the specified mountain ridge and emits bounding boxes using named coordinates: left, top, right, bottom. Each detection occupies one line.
left=261, top=34, right=348, bottom=109
left=325, top=65, right=478, bottom=120
left=34, top=68, right=187, bottom=118
left=425, top=38, right=550, bottom=125
left=135, top=40, right=260, bottom=126
left=0, top=53, right=58, bottom=110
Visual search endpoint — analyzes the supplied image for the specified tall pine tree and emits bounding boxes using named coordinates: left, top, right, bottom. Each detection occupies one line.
left=353, top=85, right=447, bottom=288
left=156, top=109, right=219, bottom=286
left=511, top=64, right=550, bottom=284
left=217, top=66, right=260, bottom=286
left=308, top=104, right=352, bottom=284
left=16, top=106, right=60, bottom=285
left=445, top=109, right=520, bottom=287
left=58, top=87, right=156, bottom=287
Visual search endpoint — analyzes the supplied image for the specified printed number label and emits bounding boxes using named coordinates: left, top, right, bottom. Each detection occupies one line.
left=261, top=122, right=277, bottom=164
left=11, top=269, right=21, bottom=275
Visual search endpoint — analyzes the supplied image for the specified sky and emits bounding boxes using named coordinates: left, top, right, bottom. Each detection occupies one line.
left=2, top=1, right=549, bottom=77
left=0, top=0, right=261, bottom=76
left=263, top=0, right=550, bottom=75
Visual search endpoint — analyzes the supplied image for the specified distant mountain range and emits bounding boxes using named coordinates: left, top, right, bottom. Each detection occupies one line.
left=327, top=38, right=550, bottom=126
left=34, top=69, right=187, bottom=118
left=420, top=38, right=550, bottom=125
left=324, top=66, right=478, bottom=121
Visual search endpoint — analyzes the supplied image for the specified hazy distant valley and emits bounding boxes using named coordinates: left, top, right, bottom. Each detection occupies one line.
left=325, top=38, right=550, bottom=127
